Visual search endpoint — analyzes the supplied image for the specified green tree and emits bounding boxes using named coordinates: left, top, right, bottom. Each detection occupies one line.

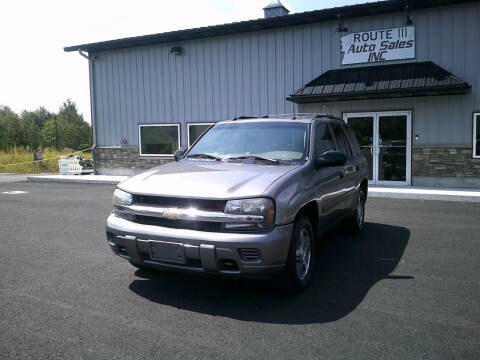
left=55, top=99, right=92, bottom=150
left=0, top=106, right=21, bottom=151
left=0, top=100, right=92, bottom=152
left=40, top=118, right=60, bottom=149
left=21, top=107, right=53, bottom=130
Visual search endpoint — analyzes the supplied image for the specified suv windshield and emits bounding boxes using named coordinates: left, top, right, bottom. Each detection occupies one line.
left=187, top=121, right=309, bottom=162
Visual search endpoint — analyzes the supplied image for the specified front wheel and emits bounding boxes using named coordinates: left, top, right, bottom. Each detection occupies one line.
left=278, top=216, right=315, bottom=292
left=345, top=189, right=366, bottom=235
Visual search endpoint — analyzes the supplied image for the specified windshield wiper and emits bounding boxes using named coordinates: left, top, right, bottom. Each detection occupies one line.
left=226, top=155, right=279, bottom=164
left=187, top=153, right=223, bottom=161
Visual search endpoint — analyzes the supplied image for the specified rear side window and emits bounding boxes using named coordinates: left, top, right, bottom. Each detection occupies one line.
left=331, top=124, right=352, bottom=157
left=344, top=125, right=362, bottom=156
left=315, top=124, right=335, bottom=154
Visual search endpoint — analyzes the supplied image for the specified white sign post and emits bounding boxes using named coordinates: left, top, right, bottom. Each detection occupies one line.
left=341, top=26, right=415, bottom=65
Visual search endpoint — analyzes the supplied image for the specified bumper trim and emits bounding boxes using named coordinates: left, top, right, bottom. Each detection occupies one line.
left=106, top=213, right=293, bottom=277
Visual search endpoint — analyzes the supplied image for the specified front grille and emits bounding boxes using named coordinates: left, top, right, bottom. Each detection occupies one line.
left=133, top=195, right=226, bottom=212
left=238, top=248, right=261, bottom=262
left=134, top=215, right=222, bottom=232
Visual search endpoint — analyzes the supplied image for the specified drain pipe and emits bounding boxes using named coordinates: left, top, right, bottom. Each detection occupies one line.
left=78, top=50, right=98, bottom=174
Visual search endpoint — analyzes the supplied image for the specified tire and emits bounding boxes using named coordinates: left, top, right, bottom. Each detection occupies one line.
left=278, top=216, right=315, bottom=293
left=345, top=189, right=366, bottom=235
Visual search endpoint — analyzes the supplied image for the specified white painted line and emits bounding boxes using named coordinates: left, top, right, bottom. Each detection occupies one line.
left=2, top=191, right=28, bottom=195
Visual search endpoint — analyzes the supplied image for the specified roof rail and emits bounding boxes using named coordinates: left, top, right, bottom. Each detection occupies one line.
left=232, top=116, right=257, bottom=121
left=314, top=114, right=341, bottom=120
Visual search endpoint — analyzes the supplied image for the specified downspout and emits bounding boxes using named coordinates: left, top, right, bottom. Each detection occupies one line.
left=79, top=50, right=98, bottom=174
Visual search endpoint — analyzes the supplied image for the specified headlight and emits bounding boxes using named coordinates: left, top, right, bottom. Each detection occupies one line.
left=113, top=188, right=133, bottom=206
left=224, top=198, right=275, bottom=230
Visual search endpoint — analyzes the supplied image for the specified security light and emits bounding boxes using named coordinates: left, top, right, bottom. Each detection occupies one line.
left=170, top=46, right=183, bottom=55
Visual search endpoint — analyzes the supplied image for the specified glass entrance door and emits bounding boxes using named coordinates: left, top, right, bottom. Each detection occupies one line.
left=344, top=111, right=411, bottom=185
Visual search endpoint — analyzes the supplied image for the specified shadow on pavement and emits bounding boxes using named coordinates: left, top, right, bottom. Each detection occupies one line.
left=129, top=222, right=412, bottom=324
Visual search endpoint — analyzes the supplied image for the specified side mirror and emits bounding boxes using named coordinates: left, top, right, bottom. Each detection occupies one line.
left=315, top=151, right=347, bottom=168
left=174, top=148, right=187, bottom=161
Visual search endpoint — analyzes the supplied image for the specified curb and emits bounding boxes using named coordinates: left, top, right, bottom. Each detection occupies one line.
left=368, top=189, right=480, bottom=203
left=27, top=175, right=126, bottom=185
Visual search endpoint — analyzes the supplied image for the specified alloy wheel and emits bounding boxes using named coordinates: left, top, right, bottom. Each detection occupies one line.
left=295, top=228, right=312, bottom=281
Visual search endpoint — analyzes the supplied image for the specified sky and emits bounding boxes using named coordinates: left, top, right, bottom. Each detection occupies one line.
left=0, top=0, right=371, bottom=124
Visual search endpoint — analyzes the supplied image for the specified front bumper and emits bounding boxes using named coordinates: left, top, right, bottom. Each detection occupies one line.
left=106, top=213, right=293, bottom=277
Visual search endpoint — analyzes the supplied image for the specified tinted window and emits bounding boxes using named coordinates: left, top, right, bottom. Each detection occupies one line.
left=139, top=124, right=179, bottom=156
left=331, top=124, right=352, bottom=157
left=315, top=123, right=335, bottom=154
left=188, top=123, right=213, bottom=147
left=344, top=125, right=362, bottom=156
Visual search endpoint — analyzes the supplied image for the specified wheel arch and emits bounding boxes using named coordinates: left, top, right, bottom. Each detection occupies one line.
left=294, top=201, right=319, bottom=240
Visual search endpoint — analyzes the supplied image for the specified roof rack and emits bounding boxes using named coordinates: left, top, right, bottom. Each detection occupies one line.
left=231, top=116, right=257, bottom=121
left=230, top=113, right=340, bottom=121
left=314, top=114, right=341, bottom=120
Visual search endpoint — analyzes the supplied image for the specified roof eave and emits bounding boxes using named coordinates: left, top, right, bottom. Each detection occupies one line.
left=64, top=0, right=477, bottom=53
left=287, top=85, right=472, bottom=104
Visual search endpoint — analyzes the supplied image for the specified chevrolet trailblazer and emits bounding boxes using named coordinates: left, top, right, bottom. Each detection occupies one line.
left=106, top=115, right=368, bottom=291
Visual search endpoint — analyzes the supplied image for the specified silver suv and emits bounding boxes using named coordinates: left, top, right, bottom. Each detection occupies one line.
left=106, top=115, right=368, bottom=291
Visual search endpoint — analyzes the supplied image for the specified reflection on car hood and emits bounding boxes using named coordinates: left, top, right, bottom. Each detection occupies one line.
left=118, top=160, right=298, bottom=199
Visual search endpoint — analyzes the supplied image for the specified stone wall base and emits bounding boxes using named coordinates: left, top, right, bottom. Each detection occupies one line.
left=95, top=147, right=173, bottom=176
left=412, top=146, right=480, bottom=188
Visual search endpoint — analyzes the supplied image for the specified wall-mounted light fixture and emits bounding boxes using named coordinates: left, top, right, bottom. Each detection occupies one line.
left=170, top=46, right=183, bottom=55
left=403, top=4, right=413, bottom=25
left=337, top=14, right=348, bottom=33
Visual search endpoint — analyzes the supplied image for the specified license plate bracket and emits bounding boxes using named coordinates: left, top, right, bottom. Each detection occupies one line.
left=149, top=241, right=186, bottom=264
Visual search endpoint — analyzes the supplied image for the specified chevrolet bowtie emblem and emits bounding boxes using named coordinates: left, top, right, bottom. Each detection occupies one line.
left=162, top=208, right=181, bottom=220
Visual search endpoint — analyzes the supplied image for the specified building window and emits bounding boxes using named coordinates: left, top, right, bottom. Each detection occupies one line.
left=474, top=113, right=480, bottom=159
left=188, top=123, right=213, bottom=147
left=138, top=124, right=180, bottom=156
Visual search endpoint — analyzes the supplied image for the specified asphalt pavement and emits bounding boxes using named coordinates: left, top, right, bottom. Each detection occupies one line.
left=0, top=181, right=479, bottom=359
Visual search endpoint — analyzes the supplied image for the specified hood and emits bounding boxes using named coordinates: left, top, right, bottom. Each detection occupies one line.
left=118, top=160, right=298, bottom=199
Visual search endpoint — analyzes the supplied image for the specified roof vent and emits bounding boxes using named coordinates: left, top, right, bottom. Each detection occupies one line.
left=263, top=1, right=289, bottom=18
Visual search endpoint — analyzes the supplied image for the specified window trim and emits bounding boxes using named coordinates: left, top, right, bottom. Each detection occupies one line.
left=138, top=123, right=181, bottom=157
left=315, top=122, right=336, bottom=155
left=187, top=122, right=214, bottom=148
left=329, top=123, right=352, bottom=157
left=474, top=112, right=480, bottom=159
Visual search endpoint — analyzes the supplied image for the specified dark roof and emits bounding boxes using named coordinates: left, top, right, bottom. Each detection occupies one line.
left=64, top=0, right=477, bottom=53
left=287, top=62, right=471, bottom=103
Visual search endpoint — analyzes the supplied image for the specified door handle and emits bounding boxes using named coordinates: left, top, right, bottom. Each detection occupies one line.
left=344, top=165, right=356, bottom=174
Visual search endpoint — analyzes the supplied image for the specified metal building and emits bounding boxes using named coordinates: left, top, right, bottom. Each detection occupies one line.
left=65, top=0, right=480, bottom=188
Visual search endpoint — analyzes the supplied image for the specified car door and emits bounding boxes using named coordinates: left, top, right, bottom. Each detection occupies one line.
left=313, top=122, right=346, bottom=228
left=343, top=124, right=367, bottom=210
left=330, top=123, right=358, bottom=213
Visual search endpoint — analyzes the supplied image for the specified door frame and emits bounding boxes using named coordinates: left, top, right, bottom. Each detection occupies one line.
left=343, top=110, right=412, bottom=186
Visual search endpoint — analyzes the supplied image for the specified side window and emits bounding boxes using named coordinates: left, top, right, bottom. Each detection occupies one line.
left=331, top=124, right=352, bottom=157
left=344, top=125, right=362, bottom=156
left=315, top=123, right=335, bottom=155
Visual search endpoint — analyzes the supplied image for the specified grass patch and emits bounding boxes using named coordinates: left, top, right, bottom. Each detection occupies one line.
left=0, top=147, right=92, bottom=174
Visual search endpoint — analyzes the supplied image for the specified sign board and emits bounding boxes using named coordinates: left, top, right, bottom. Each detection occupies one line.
left=341, top=26, right=415, bottom=65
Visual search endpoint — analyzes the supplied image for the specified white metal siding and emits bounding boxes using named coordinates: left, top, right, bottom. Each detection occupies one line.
left=91, top=2, right=480, bottom=147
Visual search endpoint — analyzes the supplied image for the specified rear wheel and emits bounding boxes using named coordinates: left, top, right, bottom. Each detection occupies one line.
left=345, top=189, right=365, bottom=235
left=279, top=216, right=315, bottom=292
